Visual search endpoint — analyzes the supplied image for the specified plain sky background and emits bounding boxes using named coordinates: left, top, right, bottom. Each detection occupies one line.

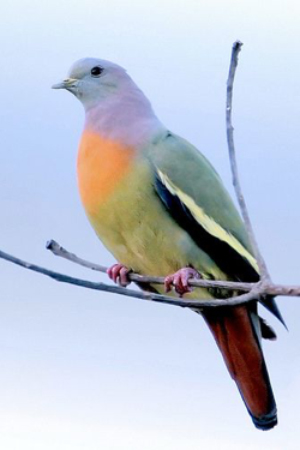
left=1, top=0, right=300, bottom=449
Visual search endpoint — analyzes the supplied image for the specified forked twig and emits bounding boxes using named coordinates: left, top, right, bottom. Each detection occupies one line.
left=46, top=240, right=253, bottom=292
left=45, top=240, right=300, bottom=297
left=0, top=248, right=261, bottom=308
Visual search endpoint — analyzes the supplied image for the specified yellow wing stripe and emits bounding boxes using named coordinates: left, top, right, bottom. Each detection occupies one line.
left=157, top=169, right=259, bottom=273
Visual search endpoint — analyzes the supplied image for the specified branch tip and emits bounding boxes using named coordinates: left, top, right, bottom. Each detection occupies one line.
left=226, top=40, right=271, bottom=282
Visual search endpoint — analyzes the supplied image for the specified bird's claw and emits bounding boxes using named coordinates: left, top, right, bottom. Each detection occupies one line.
left=164, top=267, right=201, bottom=296
left=107, top=263, right=132, bottom=287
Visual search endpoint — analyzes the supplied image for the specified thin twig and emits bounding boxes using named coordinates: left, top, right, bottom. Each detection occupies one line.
left=0, top=248, right=261, bottom=308
left=1, top=248, right=300, bottom=306
left=45, top=240, right=300, bottom=296
left=46, top=239, right=254, bottom=292
left=226, top=41, right=271, bottom=282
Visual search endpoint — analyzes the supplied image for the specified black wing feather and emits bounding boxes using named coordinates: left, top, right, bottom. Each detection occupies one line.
left=155, top=173, right=287, bottom=328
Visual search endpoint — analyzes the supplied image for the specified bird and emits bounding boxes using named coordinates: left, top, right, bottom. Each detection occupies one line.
left=53, top=57, right=285, bottom=430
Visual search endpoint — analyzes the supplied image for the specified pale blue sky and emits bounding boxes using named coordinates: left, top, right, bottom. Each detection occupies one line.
left=1, top=0, right=300, bottom=448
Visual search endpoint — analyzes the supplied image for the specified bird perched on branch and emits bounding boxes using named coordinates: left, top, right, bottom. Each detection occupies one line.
left=53, top=58, right=285, bottom=430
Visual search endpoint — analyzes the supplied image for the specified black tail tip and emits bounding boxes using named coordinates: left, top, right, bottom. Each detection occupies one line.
left=252, top=410, right=278, bottom=431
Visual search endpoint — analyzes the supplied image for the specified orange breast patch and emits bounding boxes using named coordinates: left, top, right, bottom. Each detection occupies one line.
left=77, top=131, right=135, bottom=213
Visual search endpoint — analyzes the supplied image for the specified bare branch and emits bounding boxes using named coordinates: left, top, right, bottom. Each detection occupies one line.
left=1, top=247, right=300, bottom=311
left=44, top=240, right=300, bottom=296
left=0, top=247, right=261, bottom=308
left=44, top=241, right=300, bottom=297
left=226, top=41, right=271, bottom=282
left=46, top=239, right=253, bottom=293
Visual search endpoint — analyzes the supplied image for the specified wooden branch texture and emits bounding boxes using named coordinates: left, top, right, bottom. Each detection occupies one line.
left=0, top=247, right=261, bottom=308
left=44, top=240, right=300, bottom=299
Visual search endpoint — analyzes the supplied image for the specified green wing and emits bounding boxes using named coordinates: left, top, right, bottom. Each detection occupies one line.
left=147, top=131, right=285, bottom=326
left=148, top=132, right=258, bottom=282
left=146, top=132, right=286, bottom=327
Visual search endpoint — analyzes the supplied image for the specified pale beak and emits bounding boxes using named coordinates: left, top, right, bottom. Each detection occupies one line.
left=51, top=78, right=78, bottom=90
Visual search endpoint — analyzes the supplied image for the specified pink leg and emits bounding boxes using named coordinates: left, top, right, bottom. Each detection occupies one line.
left=107, top=263, right=132, bottom=287
left=164, top=267, right=202, bottom=296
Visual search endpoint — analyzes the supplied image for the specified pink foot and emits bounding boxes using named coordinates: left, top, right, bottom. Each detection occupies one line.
left=107, top=263, right=132, bottom=287
left=164, top=267, right=202, bottom=296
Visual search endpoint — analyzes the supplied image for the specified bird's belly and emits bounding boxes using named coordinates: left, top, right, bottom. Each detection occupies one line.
left=78, top=154, right=226, bottom=298
left=84, top=163, right=189, bottom=275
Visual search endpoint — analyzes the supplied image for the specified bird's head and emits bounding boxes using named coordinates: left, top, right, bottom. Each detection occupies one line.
left=52, top=58, right=131, bottom=110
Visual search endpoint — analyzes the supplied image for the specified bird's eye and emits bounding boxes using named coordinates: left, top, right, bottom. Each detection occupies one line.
left=91, top=66, right=103, bottom=77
